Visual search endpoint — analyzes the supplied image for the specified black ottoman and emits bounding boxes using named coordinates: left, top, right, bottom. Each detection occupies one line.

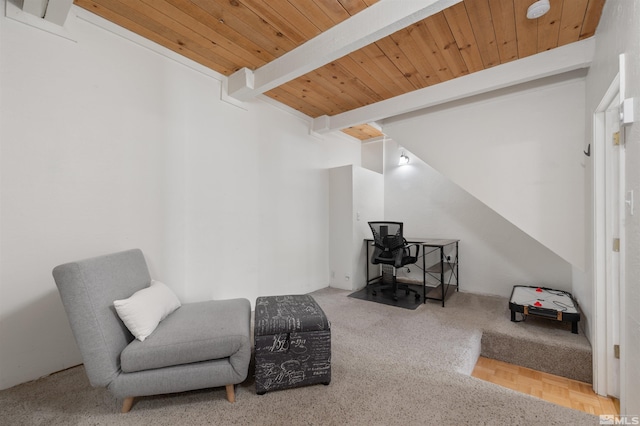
left=254, top=295, right=331, bottom=394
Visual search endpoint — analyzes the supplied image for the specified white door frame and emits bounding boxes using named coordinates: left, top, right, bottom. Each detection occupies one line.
left=604, top=93, right=623, bottom=399
left=592, top=73, right=620, bottom=397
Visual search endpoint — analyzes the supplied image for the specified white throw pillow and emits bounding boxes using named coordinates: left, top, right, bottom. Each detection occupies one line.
left=114, top=280, right=181, bottom=342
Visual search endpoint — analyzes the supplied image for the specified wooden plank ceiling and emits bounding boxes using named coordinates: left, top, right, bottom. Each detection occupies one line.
left=75, top=0, right=605, bottom=140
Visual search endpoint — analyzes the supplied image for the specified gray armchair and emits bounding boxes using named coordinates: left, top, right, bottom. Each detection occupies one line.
left=52, top=249, right=251, bottom=412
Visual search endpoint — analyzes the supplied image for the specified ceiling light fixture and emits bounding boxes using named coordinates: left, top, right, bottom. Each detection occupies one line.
left=526, top=0, right=550, bottom=19
left=399, top=152, right=410, bottom=166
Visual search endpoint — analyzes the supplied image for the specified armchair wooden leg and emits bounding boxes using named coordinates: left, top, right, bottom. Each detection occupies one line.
left=225, top=384, right=236, bottom=403
left=121, top=397, right=135, bottom=413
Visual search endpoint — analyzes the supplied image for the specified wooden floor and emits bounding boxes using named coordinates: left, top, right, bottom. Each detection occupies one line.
left=472, top=357, right=619, bottom=416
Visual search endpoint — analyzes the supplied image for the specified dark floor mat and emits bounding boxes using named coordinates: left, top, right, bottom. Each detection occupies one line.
left=348, top=283, right=423, bottom=310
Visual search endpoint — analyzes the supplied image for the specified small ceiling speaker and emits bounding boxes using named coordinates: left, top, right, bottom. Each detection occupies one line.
left=526, top=0, right=550, bottom=19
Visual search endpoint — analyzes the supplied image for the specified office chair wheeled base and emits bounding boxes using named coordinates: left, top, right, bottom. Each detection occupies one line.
left=371, top=280, right=421, bottom=302
left=376, top=290, right=421, bottom=302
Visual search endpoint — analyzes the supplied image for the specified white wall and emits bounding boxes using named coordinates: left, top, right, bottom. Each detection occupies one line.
left=383, top=75, right=586, bottom=271
left=361, top=139, right=384, bottom=174
left=0, top=4, right=359, bottom=390
left=182, top=82, right=359, bottom=302
left=383, top=142, right=572, bottom=297
left=328, top=164, right=383, bottom=290
left=584, top=0, right=640, bottom=415
left=329, top=166, right=354, bottom=290
left=353, top=166, right=384, bottom=288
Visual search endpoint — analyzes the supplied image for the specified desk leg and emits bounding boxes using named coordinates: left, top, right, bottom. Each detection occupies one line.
left=422, top=247, right=426, bottom=304
left=456, top=241, right=459, bottom=292
left=366, top=242, right=370, bottom=288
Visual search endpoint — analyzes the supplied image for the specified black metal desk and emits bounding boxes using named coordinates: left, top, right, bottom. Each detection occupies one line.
left=365, top=238, right=459, bottom=307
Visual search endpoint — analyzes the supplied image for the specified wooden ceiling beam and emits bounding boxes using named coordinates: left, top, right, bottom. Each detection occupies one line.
left=22, top=0, right=47, bottom=18
left=227, top=0, right=463, bottom=101
left=22, top=0, right=74, bottom=26
left=312, top=37, right=595, bottom=134
left=44, top=0, right=74, bottom=26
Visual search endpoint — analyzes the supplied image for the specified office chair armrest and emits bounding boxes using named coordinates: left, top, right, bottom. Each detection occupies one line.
left=405, top=243, right=420, bottom=258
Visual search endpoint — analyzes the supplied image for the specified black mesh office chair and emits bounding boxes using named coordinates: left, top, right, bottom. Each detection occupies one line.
left=368, top=221, right=421, bottom=301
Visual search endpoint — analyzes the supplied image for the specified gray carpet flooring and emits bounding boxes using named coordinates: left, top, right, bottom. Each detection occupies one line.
left=0, top=287, right=598, bottom=425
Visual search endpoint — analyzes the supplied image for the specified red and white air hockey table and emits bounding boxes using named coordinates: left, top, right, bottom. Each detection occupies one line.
left=509, top=285, right=580, bottom=334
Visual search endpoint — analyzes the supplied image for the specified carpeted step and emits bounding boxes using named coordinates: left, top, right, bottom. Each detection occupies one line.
left=480, top=322, right=592, bottom=383
left=431, top=290, right=593, bottom=384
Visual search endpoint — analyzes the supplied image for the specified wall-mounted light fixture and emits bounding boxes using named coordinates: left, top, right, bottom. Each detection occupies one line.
left=398, top=152, right=410, bottom=166
left=526, top=0, right=550, bottom=19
